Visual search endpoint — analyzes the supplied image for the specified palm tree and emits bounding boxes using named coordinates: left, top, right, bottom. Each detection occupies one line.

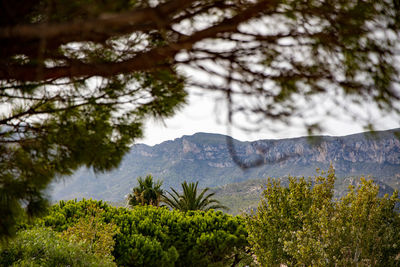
left=127, top=175, right=163, bottom=207
left=162, top=181, right=228, bottom=212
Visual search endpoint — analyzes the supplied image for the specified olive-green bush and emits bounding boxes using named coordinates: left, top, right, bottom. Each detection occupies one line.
left=0, top=226, right=116, bottom=266
left=246, top=167, right=400, bottom=266
left=60, top=205, right=119, bottom=263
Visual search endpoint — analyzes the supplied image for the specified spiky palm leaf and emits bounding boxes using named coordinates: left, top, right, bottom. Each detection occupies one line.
left=162, top=181, right=228, bottom=212
left=127, top=175, right=163, bottom=207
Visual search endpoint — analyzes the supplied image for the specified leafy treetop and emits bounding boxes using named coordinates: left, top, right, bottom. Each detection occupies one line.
left=246, top=167, right=400, bottom=266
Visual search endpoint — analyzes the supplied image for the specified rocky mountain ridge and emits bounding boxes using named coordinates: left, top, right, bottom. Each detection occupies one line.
left=51, top=129, right=400, bottom=202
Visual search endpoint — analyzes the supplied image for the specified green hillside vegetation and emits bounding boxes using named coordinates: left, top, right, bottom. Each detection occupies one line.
left=212, top=179, right=265, bottom=215
left=2, top=168, right=399, bottom=266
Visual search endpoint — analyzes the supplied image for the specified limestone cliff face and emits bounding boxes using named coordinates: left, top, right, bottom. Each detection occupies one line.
left=130, top=129, right=399, bottom=184
left=51, top=129, right=400, bottom=202
left=182, top=139, right=201, bottom=154
left=136, top=130, right=399, bottom=170
left=244, top=135, right=400, bottom=167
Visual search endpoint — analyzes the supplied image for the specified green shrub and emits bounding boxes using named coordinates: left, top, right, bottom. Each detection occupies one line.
left=0, top=227, right=116, bottom=266
left=60, top=205, right=119, bottom=262
left=39, top=199, right=250, bottom=266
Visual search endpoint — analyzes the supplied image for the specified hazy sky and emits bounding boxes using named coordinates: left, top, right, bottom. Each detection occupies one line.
left=138, top=90, right=400, bottom=146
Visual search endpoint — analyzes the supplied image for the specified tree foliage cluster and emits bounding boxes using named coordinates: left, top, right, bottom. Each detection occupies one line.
left=36, top=199, right=250, bottom=266
left=59, top=205, right=119, bottom=263
left=162, top=180, right=228, bottom=212
left=246, top=167, right=400, bottom=266
left=127, top=175, right=164, bottom=207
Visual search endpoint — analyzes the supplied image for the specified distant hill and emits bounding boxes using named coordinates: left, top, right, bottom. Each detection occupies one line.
left=50, top=129, right=400, bottom=203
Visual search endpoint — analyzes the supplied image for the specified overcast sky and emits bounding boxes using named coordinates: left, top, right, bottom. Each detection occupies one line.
left=138, top=90, right=400, bottom=146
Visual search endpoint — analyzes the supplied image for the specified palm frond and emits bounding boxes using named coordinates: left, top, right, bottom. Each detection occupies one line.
left=161, top=180, right=228, bottom=212
left=127, top=175, right=164, bottom=207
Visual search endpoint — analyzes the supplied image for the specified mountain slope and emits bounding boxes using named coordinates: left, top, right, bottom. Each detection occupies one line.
left=50, top=129, right=400, bottom=202
left=211, top=175, right=398, bottom=214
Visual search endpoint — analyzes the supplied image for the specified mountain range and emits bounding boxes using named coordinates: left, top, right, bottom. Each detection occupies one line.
left=51, top=129, right=400, bottom=207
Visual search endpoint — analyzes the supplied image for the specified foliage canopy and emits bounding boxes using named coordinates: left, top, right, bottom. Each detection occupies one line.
left=38, top=199, right=250, bottom=266
left=246, top=167, right=400, bottom=266
left=1, top=0, right=400, bottom=238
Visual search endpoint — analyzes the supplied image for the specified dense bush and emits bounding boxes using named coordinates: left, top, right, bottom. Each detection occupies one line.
left=0, top=227, right=116, bottom=266
left=38, top=199, right=250, bottom=266
left=246, top=167, right=400, bottom=266
left=60, top=205, right=119, bottom=262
